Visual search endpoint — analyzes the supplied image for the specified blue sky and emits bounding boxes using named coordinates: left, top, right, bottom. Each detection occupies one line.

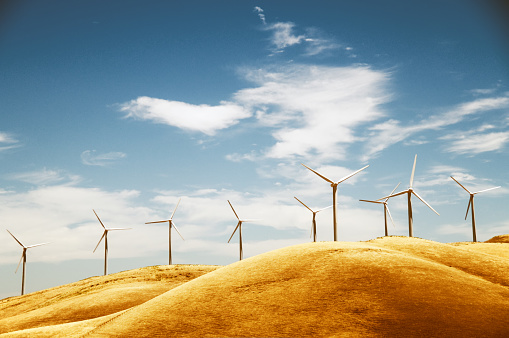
left=1, top=0, right=509, bottom=298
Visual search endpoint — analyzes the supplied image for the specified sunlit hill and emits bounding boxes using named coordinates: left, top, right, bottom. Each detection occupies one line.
left=1, top=235, right=509, bottom=337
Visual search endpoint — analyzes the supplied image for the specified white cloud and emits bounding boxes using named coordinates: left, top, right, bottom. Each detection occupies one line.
left=234, top=64, right=391, bottom=162
left=81, top=150, right=126, bottom=166
left=8, top=168, right=81, bottom=186
left=254, top=6, right=266, bottom=25
left=443, top=131, right=509, bottom=155
left=119, top=97, right=251, bottom=136
left=0, top=132, right=20, bottom=151
left=266, top=22, right=305, bottom=52
left=363, top=95, right=509, bottom=160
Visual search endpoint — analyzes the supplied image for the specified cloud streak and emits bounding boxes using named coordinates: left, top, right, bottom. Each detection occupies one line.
left=363, top=95, right=509, bottom=160
left=81, top=150, right=127, bottom=166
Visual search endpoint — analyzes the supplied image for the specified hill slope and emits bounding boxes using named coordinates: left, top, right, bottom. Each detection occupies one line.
left=0, top=265, right=219, bottom=335
left=1, top=237, right=509, bottom=337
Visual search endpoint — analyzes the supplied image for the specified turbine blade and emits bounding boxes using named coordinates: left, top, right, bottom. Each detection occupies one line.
left=473, top=186, right=501, bottom=195
left=450, top=176, right=472, bottom=194
left=409, top=155, right=417, bottom=188
left=316, top=205, right=333, bottom=212
left=107, top=227, right=131, bottom=231
left=6, top=230, right=25, bottom=248
left=93, top=231, right=106, bottom=253
left=386, top=205, right=396, bottom=228
left=412, top=191, right=440, bottom=215
left=171, top=221, right=185, bottom=240
left=15, top=252, right=24, bottom=273
left=93, top=210, right=106, bottom=229
left=228, top=200, right=240, bottom=220
left=145, top=220, right=170, bottom=224
left=228, top=221, right=241, bottom=243
left=241, top=219, right=261, bottom=222
left=337, top=165, right=369, bottom=184
left=26, top=242, right=49, bottom=248
left=465, top=199, right=471, bottom=220
left=301, top=163, right=334, bottom=184
left=310, top=222, right=313, bottom=238
left=376, top=190, right=409, bottom=201
left=359, top=199, right=383, bottom=204
left=294, top=196, right=314, bottom=212
left=385, top=182, right=401, bottom=202
left=170, top=198, right=181, bottom=219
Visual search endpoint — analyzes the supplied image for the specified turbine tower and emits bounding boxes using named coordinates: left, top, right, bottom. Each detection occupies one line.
left=294, top=196, right=331, bottom=242
left=93, top=210, right=131, bottom=275
left=359, top=182, right=400, bottom=237
left=301, top=163, right=369, bottom=241
left=7, top=229, right=48, bottom=296
left=450, top=176, right=500, bottom=242
left=227, top=200, right=258, bottom=261
left=146, top=198, right=184, bottom=265
left=377, top=155, right=439, bottom=237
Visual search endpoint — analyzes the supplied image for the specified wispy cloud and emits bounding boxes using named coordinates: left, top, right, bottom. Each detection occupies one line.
left=8, top=168, right=81, bottom=186
left=256, top=8, right=339, bottom=56
left=234, top=64, right=391, bottom=162
left=81, top=150, right=126, bottom=166
left=254, top=6, right=266, bottom=25
left=362, top=95, right=509, bottom=160
left=442, top=131, right=509, bottom=155
left=119, top=97, right=251, bottom=136
left=0, top=132, right=20, bottom=151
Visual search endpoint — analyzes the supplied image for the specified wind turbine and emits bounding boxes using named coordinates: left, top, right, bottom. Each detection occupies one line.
left=145, top=198, right=184, bottom=265
left=301, top=163, right=369, bottom=241
left=227, top=200, right=258, bottom=261
left=377, top=155, right=439, bottom=237
left=450, top=176, right=500, bottom=242
left=93, top=209, right=131, bottom=276
left=7, top=229, right=48, bottom=296
left=294, top=197, right=332, bottom=242
left=359, top=183, right=400, bottom=237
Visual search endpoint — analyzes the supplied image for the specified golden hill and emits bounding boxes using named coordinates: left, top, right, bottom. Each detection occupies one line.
left=1, top=236, right=509, bottom=337
left=0, top=265, right=219, bottom=335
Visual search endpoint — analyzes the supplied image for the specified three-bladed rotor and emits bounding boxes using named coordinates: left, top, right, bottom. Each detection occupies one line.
left=375, top=155, right=439, bottom=237
left=450, top=176, right=500, bottom=242
left=301, top=163, right=369, bottom=241
left=227, top=200, right=259, bottom=260
left=294, top=196, right=332, bottom=241
left=360, top=182, right=400, bottom=236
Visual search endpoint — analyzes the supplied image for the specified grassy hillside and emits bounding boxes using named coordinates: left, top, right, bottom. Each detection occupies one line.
left=0, top=265, right=219, bottom=335
left=1, top=237, right=508, bottom=337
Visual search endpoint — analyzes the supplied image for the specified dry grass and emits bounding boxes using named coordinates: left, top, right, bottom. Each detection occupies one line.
left=1, top=237, right=508, bottom=337
left=0, top=265, right=219, bottom=335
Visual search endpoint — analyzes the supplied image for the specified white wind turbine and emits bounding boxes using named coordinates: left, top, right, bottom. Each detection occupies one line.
left=93, top=210, right=131, bottom=275
left=7, top=229, right=49, bottom=296
left=301, top=163, right=369, bottom=241
left=145, top=198, right=184, bottom=265
left=294, top=197, right=332, bottom=242
left=227, top=200, right=259, bottom=261
left=360, top=182, right=401, bottom=237
left=377, top=155, right=439, bottom=237
left=450, top=176, right=500, bottom=242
